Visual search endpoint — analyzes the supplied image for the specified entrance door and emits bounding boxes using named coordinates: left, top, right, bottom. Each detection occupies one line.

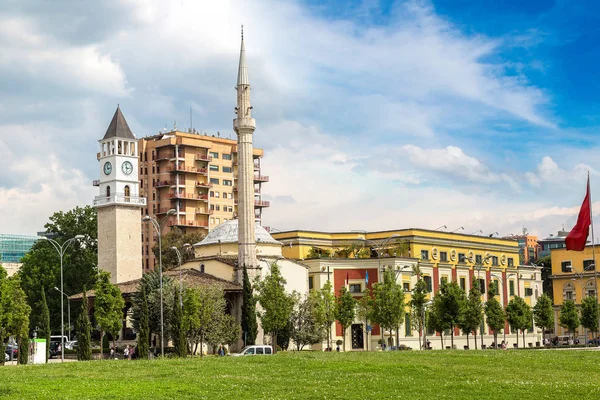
left=351, top=324, right=364, bottom=349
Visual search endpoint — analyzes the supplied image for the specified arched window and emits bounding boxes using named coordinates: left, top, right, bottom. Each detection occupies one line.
left=200, top=264, right=205, bottom=274
left=563, top=282, right=575, bottom=301
left=124, top=185, right=130, bottom=198
left=106, top=186, right=111, bottom=198
left=585, top=280, right=596, bottom=298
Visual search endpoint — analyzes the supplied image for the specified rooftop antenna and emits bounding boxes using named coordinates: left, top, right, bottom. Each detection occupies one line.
left=190, top=104, right=193, bottom=132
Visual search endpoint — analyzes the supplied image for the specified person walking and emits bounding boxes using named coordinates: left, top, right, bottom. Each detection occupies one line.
left=124, top=345, right=130, bottom=360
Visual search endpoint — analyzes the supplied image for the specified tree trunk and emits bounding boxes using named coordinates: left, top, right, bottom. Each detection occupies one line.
left=465, top=332, right=469, bottom=349
left=450, top=324, right=454, bottom=349
left=494, top=333, right=498, bottom=349
left=100, top=331, right=104, bottom=359
left=474, top=329, right=478, bottom=350
left=418, top=327, right=422, bottom=350
left=522, top=329, right=525, bottom=348
left=273, top=331, right=278, bottom=354
left=516, top=329, right=519, bottom=348
left=342, top=327, right=346, bottom=352
left=200, top=334, right=204, bottom=358
left=440, top=332, right=444, bottom=349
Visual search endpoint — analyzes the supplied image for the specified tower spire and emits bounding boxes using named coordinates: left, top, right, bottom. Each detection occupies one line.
left=237, top=25, right=249, bottom=87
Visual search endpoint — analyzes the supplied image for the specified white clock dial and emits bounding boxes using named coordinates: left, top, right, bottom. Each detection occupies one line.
left=103, top=162, right=112, bottom=175
left=122, top=161, right=133, bottom=175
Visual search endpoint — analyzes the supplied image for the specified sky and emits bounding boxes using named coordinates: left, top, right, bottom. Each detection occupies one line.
left=1, top=0, right=599, bottom=239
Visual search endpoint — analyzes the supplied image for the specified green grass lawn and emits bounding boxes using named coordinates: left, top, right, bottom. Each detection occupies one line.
left=2, top=350, right=600, bottom=399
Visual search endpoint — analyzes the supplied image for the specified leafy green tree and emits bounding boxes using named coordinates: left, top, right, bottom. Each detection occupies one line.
left=170, top=290, right=187, bottom=358
left=132, top=271, right=175, bottom=348
left=335, top=287, right=356, bottom=351
left=427, top=293, right=448, bottom=348
left=38, top=287, right=51, bottom=362
left=410, top=279, right=428, bottom=350
left=0, top=275, right=31, bottom=365
left=291, top=292, right=325, bottom=350
left=276, top=320, right=293, bottom=351
left=536, top=255, right=553, bottom=302
left=241, top=265, right=258, bottom=346
left=371, top=268, right=405, bottom=346
left=19, top=336, right=29, bottom=365
left=137, top=286, right=150, bottom=359
left=506, top=296, right=532, bottom=348
left=255, top=262, right=295, bottom=353
left=581, top=296, right=599, bottom=339
left=533, top=293, right=554, bottom=342
left=94, top=271, right=125, bottom=357
left=153, top=228, right=205, bottom=270
left=458, top=281, right=482, bottom=349
left=76, top=288, right=92, bottom=361
left=356, top=288, right=374, bottom=351
left=318, top=280, right=336, bottom=350
left=437, top=281, right=466, bottom=348
left=183, top=285, right=224, bottom=356
left=307, top=247, right=331, bottom=259
left=560, top=300, right=580, bottom=341
left=485, top=297, right=505, bottom=348
left=206, top=312, right=240, bottom=353
left=19, top=206, right=98, bottom=333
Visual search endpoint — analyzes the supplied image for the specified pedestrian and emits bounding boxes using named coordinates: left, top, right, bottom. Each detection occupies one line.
left=124, top=345, right=130, bottom=360
left=130, top=346, right=135, bottom=360
left=110, top=346, right=115, bottom=359
left=218, top=345, right=225, bottom=357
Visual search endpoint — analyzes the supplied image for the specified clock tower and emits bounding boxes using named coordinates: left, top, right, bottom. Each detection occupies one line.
left=93, top=106, right=146, bottom=284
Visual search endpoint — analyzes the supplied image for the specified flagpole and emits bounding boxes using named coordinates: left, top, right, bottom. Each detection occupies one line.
left=589, top=171, right=600, bottom=336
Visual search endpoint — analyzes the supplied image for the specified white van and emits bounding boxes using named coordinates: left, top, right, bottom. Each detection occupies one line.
left=232, top=345, right=273, bottom=356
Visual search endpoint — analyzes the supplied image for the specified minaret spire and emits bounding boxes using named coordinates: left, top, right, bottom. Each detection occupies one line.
left=233, top=27, right=257, bottom=281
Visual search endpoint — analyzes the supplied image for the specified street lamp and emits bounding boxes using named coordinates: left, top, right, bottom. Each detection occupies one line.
left=469, top=230, right=483, bottom=235
left=54, top=287, right=71, bottom=341
left=434, top=225, right=447, bottom=231
left=40, top=234, right=84, bottom=362
left=142, top=208, right=176, bottom=357
left=171, top=244, right=191, bottom=308
left=451, top=226, right=464, bottom=233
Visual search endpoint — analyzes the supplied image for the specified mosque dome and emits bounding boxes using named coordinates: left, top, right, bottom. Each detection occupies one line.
left=195, top=219, right=281, bottom=247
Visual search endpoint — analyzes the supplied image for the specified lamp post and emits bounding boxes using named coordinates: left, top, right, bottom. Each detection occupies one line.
left=142, top=208, right=176, bottom=357
left=40, top=234, right=84, bottom=362
left=54, top=287, right=71, bottom=341
left=423, top=299, right=433, bottom=350
left=171, top=243, right=191, bottom=309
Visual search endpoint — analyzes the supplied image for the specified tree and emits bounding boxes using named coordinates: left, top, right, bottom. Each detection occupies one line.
left=335, top=287, right=356, bottom=351
left=241, top=265, right=258, bottom=346
left=254, top=262, right=295, bottom=353
left=19, top=206, right=98, bottom=333
left=485, top=297, right=505, bottom=348
left=38, top=287, right=51, bottom=362
left=152, top=227, right=205, bottom=270
left=581, top=295, right=599, bottom=339
left=170, top=290, right=187, bottom=358
left=437, top=281, right=466, bottom=349
left=94, top=271, right=125, bottom=357
left=532, top=293, right=554, bottom=342
left=537, top=255, right=553, bottom=302
left=276, top=320, right=293, bottom=351
left=318, top=280, right=336, bottom=350
left=290, top=292, right=325, bottom=350
left=206, top=312, right=240, bottom=353
left=427, top=293, right=448, bottom=349
left=371, top=268, right=405, bottom=346
left=506, top=296, right=532, bottom=348
left=137, top=286, right=150, bottom=359
left=76, top=288, right=92, bottom=361
left=458, top=281, right=482, bottom=349
left=356, top=289, right=374, bottom=351
left=183, top=285, right=225, bottom=356
left=410, top=278, right=428, bottom=350
left=560, top=300, right=580, bottom=341
left=307, top=247, right=331, bottom=259
left=0, top=275, right=31, bottom=365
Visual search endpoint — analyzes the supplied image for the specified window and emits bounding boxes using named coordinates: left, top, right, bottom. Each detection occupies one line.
left=106, top=186, right=111, bottom=197
left=458, top=253, right=465, bottom=263
left=421, top=250, right=429, bottom=260
left=440, top=252, right=448, bottom=262
left=561, top=261, right=572, bottom=273
left=584, top=260, right=595, bottom=271
left=479, top=279, right=486, bottom=294
left=423, top=276, right=432, bottom=292
left=223, top=166, right=232, bottom=173
left=124, top=185, right=130, bottom=198
left=491, top=256, right=499, bottom=266
left=308, top=276, right=314, bottom=290
left=210, top=205, right=215, bottom=210
left=441, top=276, right=448, bottom=284
left=223, top=154, right=232, bottom=160
left=509, top=280, right=515, bottom=296
left=210, top=165, right=219, bottom=171
left=210, top=218, right=215, bottom=224
left=223, top=179, right=232, bottom=186
left=508, top=258, right=514, bottom=267
left=475, top=255, right=483, bottom=264
left=200, top=264, right=205, bottom=273
left=216, top=218, right=220, bottom=224
left=215, top=192, right=220, bottom=198
left=460, top=277, right=466, bottom=291
left=256, top=348, right=264, bottom=355
left=565, top=291, right=574, bottom=300
left=216, top=205, right=220, bottom=211
left=403, top=282, right=410, bottom=292
left=210, top=191, right=215, bottom=197
left=349, top=284, right=362, bottom=293
left=405, top=314, right=412, bottom=336
left=210, top=178, right=219, bottom=185
left=265, top=347, right=272, bottom=354
left=209, top=151, right=219, bottom=159
left=245, top=348, right=255, bottom=355
left=227, top=206, right=233, bottom=212
left=524, top=288, right=533, bottom=297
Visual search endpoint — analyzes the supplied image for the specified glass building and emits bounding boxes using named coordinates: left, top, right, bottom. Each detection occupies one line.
left=0, top=234, right=39, bottom=263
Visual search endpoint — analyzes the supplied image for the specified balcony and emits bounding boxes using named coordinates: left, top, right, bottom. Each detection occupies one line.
left=195, top=181, right=213, bottom=189
left=195, top=209, right=214, bottom=215
left=92, top=179, right=100, bottom=187
left=156, top=152, right=180, bottom=161
left=168, top=192, right=209, bottom=201
left=155, top=180, right=176, bottom=188
left=233, top=186, right=260, bottom=194
left=254, top=200, right=270, bottom=208
left=254, top=175, right=269, bottom=183
left=167, top=220, right=209, bottom=228
left=156, top=207, right=177, bottom=215
left=194, top=155, right=213, bottom=162
left=93, top=194, right=147, bottom=208
left=167, top=165, right=208, bottom=175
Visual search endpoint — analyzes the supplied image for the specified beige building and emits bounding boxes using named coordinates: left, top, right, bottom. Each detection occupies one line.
left=137, top=131, right=269, bottom=272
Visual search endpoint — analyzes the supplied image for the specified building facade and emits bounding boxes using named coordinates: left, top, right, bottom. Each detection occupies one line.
left=550, top=245, right=599, bottom=338
left=272, top=229, right=543, bottom=350
left=0, top=234, right=40, bottom=276
left=538, top=230, right=569, bottom=259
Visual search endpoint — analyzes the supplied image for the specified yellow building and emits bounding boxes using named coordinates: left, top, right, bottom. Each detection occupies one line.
left=134, top=130, right=268, bottom=272
left=272, top=229, right=543, bottom=349
left=550, top=245, right=599, bottom=337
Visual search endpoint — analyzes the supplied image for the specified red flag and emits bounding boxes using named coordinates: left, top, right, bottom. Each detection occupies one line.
left=565, top=177, right=591, bottom=251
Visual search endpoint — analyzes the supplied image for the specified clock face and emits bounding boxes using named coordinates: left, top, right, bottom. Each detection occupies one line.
left=103, top=162, right=112, bottom=175
left=122, top=161, right=133, bottom=175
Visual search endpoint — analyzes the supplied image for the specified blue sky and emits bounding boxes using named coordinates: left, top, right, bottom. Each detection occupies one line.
left=0, top=0, right=599, bottom=238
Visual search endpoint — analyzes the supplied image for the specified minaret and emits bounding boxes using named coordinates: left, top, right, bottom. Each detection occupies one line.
left=233, top=26, right=257, bottom=280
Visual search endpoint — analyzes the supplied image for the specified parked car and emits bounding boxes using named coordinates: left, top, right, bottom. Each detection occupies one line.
left=232, top=345, right=273, bottom=356
left=5, top=344, right=18, bottom=360
left=65, top=341, right=78, bottom=350
left=49, top=341, right=61, bottom=358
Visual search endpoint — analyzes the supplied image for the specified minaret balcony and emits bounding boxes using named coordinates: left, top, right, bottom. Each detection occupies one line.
left=93, top=194, right=146, bottom=207
left=167, top=165, right=208, bottom=175
left=168, top=192, right=209, bottom=201
left=194, top=155, right=213, bottom=162
left=92, top=179, right=100, bottom=187
left=253, top=175, right=269, bottom=182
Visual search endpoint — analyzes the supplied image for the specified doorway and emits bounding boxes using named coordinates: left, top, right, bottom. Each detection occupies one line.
left=351, top=324, right=364, bottom=349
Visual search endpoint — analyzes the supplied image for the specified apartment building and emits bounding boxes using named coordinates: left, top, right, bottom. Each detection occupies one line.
left=138, top=130, right=269, bottom=271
